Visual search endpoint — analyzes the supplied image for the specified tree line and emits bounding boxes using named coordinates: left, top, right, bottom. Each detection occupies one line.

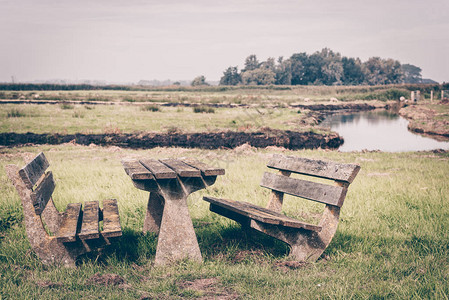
left=219, top=48, right=424, bottom=86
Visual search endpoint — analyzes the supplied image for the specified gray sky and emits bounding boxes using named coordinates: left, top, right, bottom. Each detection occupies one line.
left=1, top=0, right=448, bottom=83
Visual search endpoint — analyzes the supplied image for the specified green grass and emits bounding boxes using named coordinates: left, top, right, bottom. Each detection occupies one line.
left=0, top=104, right=318, bottom=134
left=1, top=145, right=448, bottom=298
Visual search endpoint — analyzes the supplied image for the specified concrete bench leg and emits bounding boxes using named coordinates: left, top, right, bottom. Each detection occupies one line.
left=143, top=192, right=164, bottom=233
left=154, top=195, right=202, bottom=266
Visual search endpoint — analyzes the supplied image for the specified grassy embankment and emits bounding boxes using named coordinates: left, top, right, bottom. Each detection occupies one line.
left=1, top=145, right=448, bottom=299
left=0, top=103, right=324, bottom=135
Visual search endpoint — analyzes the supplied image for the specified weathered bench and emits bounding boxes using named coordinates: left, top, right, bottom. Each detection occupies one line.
left=203, top=154, right=360, bottom=262
left=5, top=152, right=122, bottom=266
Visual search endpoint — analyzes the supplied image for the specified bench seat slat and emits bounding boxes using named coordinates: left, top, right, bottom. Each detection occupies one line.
left=31, top=171, right=55, bottom=215
left=267, top=154, right=360, bottom=183
left=122, top=160, right=154, bottom=180
left=79, top=201, right=100, bottom=240
left=140, top=159, right=177, bottom=179
left=204, top=196, right=322, bottom=232
left=160, top=159, right=201, bottom=177
left=19, top=152, right=50, bottom=189
left=260, top=172, right=347, bottom=207
left=181, top=158, right=225, bottom=176
left=101, top=199, right=122, bottom=238
left=56, top=203, right=82, bottom=243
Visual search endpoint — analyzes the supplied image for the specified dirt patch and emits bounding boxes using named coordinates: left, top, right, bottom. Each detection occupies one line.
left=0, top=129, right=343, bottom=150
left=178, top=278, right=239, bottom=300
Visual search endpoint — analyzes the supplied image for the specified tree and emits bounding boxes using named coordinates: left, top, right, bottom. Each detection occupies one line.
left=191, top=75, right=209, bottom=86
left=342, top=57, right=364, bottom=85
left=275, top=56, right=292, bottom=85
left=241, top=68, right=276, bottom=85
left=401, top=63, right=422, bottom=83
left=243, top=55, right=260, bottom=72
left=219, top=66, right=241, bottom=85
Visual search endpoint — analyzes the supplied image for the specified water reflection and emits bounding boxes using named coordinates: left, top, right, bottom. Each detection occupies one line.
left=321, top=110, right=449, bottom=152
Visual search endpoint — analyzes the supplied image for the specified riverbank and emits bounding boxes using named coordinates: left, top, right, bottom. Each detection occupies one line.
left=399, top=101, right=449, bottom=140
left=0, top=129, right=343, bottom=150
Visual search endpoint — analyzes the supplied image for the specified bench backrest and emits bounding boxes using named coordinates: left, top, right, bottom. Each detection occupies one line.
left=18, top=152, right=55, bottom=215
left=261, top=154, right=360, bottom=208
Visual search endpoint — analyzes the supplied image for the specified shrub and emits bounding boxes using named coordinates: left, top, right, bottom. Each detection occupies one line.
left=141, top=105, right=160, bottom=112
left=60, top=103, right=74, bottom=109
left=193, top=106, right=215, bottom=113
left=7, top=108, right=26, bottom=117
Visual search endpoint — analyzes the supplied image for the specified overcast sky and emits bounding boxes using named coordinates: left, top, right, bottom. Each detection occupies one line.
left=1, top=0, right=448, bottom=83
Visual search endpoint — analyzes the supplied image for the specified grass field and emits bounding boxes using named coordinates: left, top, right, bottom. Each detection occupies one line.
left=0, top=103, right=322, bottom=135
left=1, top=145, right=448, bottom=299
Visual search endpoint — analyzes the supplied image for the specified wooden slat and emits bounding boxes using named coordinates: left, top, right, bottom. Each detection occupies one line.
left=56, top=203, right=82, bottom=243
left=160, top=158, right=201, bottom=177
left=260, top=172, right=347, bottom=207
left=139, top=159, right=177, bottom=179
left=101, top=199, right=122, bottom=238
left=19, top=152, right=50, bottom=189
left=30, top=171, right=55, bottom=215
left=121, top=160, right=155, bottom=180
left=204, top=196, right=322, bottom=232
left=79, top=201, right=100, bottom=240
left=181, top=158, right=225, bottom=176
left=267, top=154, right=360, bottom=183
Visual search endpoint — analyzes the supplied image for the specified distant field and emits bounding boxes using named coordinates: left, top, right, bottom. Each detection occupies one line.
left=0, top=103, right=324, bottom=134
left=0, top=84, right=418, bottom=104
left=1, top=145, right=448, bottom=298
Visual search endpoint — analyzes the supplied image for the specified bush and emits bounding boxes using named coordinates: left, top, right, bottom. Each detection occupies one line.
left=7, top=109, right=26, bottom=117
left=193, top=106, right=215, bottom=113
left=60, top=103, right=74, bottom=109
left=141, top=105, right=160, bottom=112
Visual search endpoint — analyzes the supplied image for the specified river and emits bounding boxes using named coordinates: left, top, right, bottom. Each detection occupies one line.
left=320, top=110, right=449, bottom=152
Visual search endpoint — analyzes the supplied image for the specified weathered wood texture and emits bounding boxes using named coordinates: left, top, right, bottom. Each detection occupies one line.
left=267, top=154, right=360, bottom=183
left=18, top=152, right=50, bottom=189
left=121, top=160, right=154, bottom=180
left=5, top=152, right=122, bottom=267
left=30, top=171, right=55, bottom=215
left=79, top=201, right=100, bottom=240
left=56, top=203, right=82, bottom=243
left=204, top=196, right=322, bottom=231
left=181, top=158, right=225, bottom=176
left=139, top=159, right=177, bottom=179
left=102, top=199, right=122, bottom=238
left=204, top=154, right=360, bottom=262
left=160, top=158, right=201, bottom=177
left=122, top=157, right=225, bottom=265
left=260, top=172, right=347, bottom=207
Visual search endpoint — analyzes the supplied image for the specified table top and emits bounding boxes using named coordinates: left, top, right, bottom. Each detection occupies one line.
left=122, top=157, right=225, bottom=181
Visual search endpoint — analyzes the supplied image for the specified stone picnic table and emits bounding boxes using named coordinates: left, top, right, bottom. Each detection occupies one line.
left=121, top=157, right=224, bottom=265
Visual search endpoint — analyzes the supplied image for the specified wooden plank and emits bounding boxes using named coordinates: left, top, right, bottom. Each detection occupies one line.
left=56, top=203, right=82, bottom=243
left=19, top=152, right=50, bottom=189
left=121, top=159, right=154, bottom=180
left=267, top=154, right=360, bottom=183
left=260, top=172, right=347, bottom=207
left=160, top=158, right=201, bottom=177
left=181, top=158, right=225, bottom=176
left=30, top=171, right=55, bottom=215
left=101, top=199, right=122, bottom=238
left=79, top=201, right=100, bottom=240
left=204, top=196, right=322, bottom=231
left=139, top=159, right=177, bottom=179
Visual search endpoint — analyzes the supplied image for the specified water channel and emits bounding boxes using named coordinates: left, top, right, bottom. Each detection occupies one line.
left=320, top=110, right=449, bottom=152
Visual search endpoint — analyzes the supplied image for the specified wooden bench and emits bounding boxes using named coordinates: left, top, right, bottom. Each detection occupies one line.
left=5, top=152, right=122, bottom=266
left=203, top=154, right=360, bottom=262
